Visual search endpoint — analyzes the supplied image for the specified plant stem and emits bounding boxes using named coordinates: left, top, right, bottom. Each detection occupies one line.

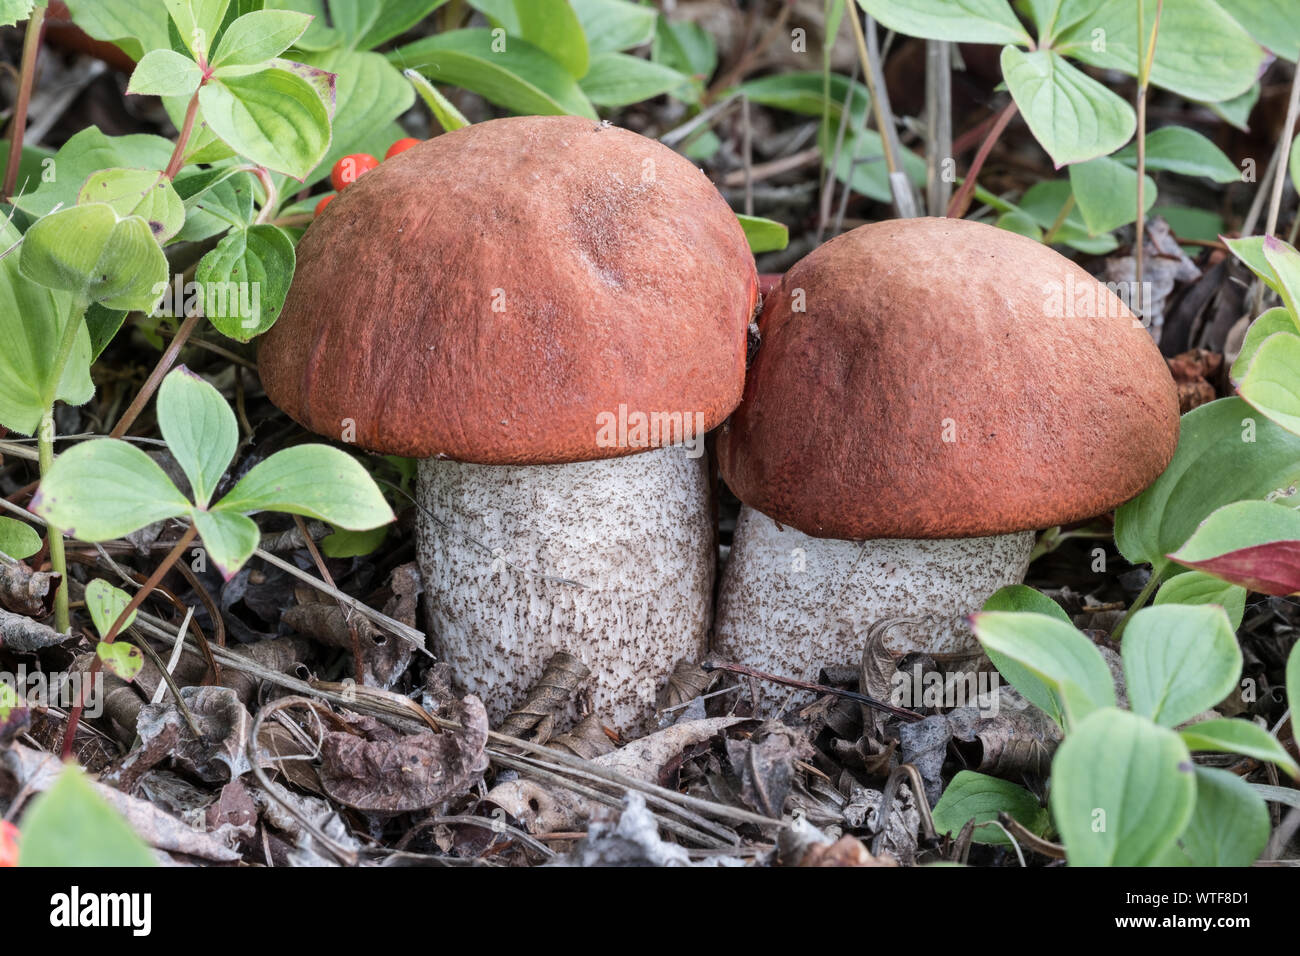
left=1265, top=64, right=1300, bottom=242
left=246, top=166, right=278, bottom=224
left=946, top=100, right=1018, bottom=219
left=2, top=4, right=47, bottom=202
left=1112, top=567, right=1163, bottom=641
left=849, top=9, right=917, bottom=217
left=164, top=87, right=203, bottom=180
left=36, top=410, right=67, bottom=632
left=36, top=295, right=90, bottom=634
left=61, top=522, right=198, bottom=759
left=1134, top=0, right=1163, bottom=325
left=1043, top=194, right=1077, bottom=243
left=109, top=310, right=202, bottom=438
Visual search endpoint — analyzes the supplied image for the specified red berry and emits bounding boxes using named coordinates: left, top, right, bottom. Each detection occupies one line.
left=315, top=194, right=335, bottom=216
left=330, top=153, right=379, bottom=192
left=0, top=821, right=18, bottom=867
left=385, top=137, right=421, bottom=159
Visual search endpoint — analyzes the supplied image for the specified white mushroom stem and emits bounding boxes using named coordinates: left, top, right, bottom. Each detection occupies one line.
left=416, top=445, right=714, bottom=734
left=713, top=506, right=1035, bottom=683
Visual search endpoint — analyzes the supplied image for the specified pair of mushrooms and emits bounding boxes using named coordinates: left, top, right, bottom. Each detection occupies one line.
left=260, top=115, right=1179, bottom=733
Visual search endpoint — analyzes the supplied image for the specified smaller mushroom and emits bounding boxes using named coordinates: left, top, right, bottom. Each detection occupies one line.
left=714, top=217, right=1180, bottom=681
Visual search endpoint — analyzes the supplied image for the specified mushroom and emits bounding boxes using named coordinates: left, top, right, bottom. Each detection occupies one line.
left=713, top=217, right=1179, bottom=678
left=260, top=116, right=757, bottom=732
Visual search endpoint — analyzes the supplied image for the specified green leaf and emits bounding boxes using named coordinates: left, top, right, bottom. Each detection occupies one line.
left=128, top=48, right=204, bottom=98
left=0, top=517, right=41, bottom=560
left=321, top=525, right=388, bottom=558
left=192, top=508, right=260, bottom=578
left=62, top=0, right=172, bottom=62
left=1181, top=717, right=1300, bottom=778
left=737, top=71, right=871, bottom=123
left=1159, top=204, right=1227, bottom=255
left=1169, top=498, right=1300, bottom=596
left=1001, top=46, right=1135, bottom=168
left=77, top=168, right=185, bottom=242
left=20, top=205, right=168, bottom=313
left=573, top=0, right=657, bottom=55
left=0, top=680, right=22, bottom=721
left=174, top=166, right=257, bottom=241
left=1223, top=235, right=1285, bottom=297
left=199, top=66, right=332, bottom=180
left=393, top=29, right=597, bottom=119
left=404, top=69, right=470, bottom=132
left=971, top=611, right=1115, bottom=727
left=1153, top=571, right=1246, bottom=630
left=85, top=304, right=127, bottom=361
left=1056, top=0, right=1263, bottom=103
left=856, top=0, right=1031, bottom=45
left=299, top=47, right=413, bottom=187
left=1262, top=235, right=1300, bottom=319
left=311, top=0, right=448, bottom=51
left=1114, top=397, right=1300, bottom=575
left=18, top=766, right=156, bottom=867
left=1068, top=156, right=1157, bottom=236
left=1122, top=604, right=1240, bottom=728
left=1050, top=708, right=1195, bottom=867
left=0, top=221, right=93, bottom=434
left=11, top=127, right=175, bottom=219
left=931, top=771, right=1050, bottom=846
left=509, top=0, right=589, bottom=78
left=1293, top=133, right=1300, bottom=196
left=164, top=0, right=232, bottom=61
left=97, top=641, right=144, bottom=682
left=995, top=208, right=1043, bottom=241
left=1016, top=179, right=1118, bottom=253
left=737, top=215, right=789, bottom=254
left=214, top=444, right=395, bottom=530
left=1113, top=126, right=1241, bottom=183
left=981, top=584, right=1071, bottom=723
left=1206, top=84, right=1260, bottom=131
left=820, top=121, right=927, bottom=204
left=652, top=15, right=717, bottom=83
left=1175, top=766, right=1270, bottom=866
left=84, top=578, right=137, bottom=639
left=580, top=52, right=688, bottom=107
left=1230, top=308, right=1296, bottom=382
left=1240, top=333, right=1300, bottom=438
left=31, top=439, right=191, bottom=541
left=211, top=9, right=312, bottom=67
left=983, top=584, right=1071, bottom=623
left=194, top=224, right=295, bottom=340
left=0, top=0, right=35, bottom=29
left=1217, top=0, right=1300, bottom=62
left=157, top=367, right=238, bottom=508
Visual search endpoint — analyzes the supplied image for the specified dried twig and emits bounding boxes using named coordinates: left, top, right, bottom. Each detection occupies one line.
left=702, top=659, right=923, bottom=721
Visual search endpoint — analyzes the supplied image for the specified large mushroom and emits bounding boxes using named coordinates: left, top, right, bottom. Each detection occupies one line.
left=714, top=217, right=1179, bottom=678
left=260, top=116, right=757, bottom=732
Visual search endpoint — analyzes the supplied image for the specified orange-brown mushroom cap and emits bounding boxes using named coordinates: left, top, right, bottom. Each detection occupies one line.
left=259, top=115, right=757, bottom=464
left=717, top=217, right=1181, bottom=540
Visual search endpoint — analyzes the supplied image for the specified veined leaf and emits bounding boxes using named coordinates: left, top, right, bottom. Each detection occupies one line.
left=1050, top=708, right=1195, bottom=867
left=1122, top=604, right=1240, bottom=728
left=1169, top=499, right=1300, bottom=595
left=31, top=439, right=191, bottom=541
left=1001, top=46, right=1135, bottom=168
